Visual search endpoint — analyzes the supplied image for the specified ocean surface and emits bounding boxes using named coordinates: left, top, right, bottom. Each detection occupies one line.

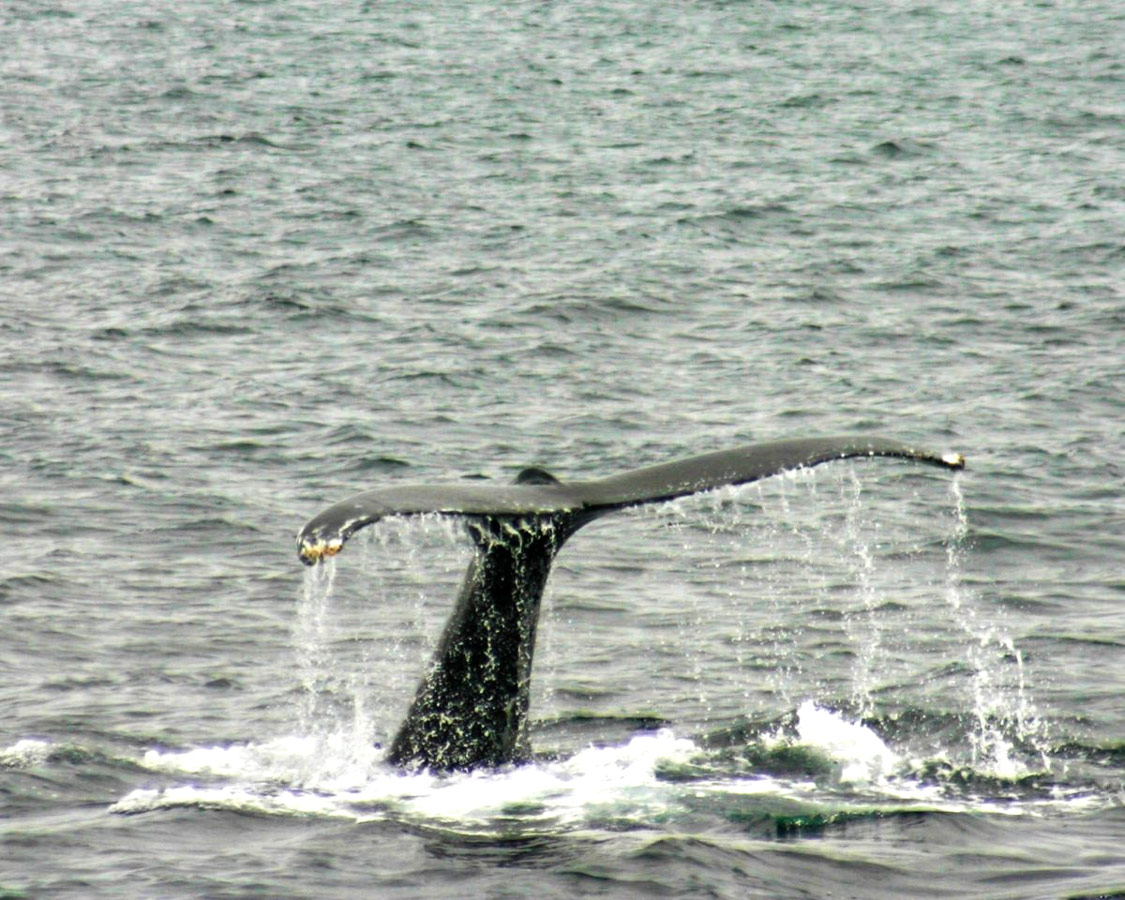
left=2, top=0, right=1123, bottom=897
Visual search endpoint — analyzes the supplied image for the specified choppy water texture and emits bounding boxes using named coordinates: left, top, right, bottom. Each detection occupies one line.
left=2, top=0, right=1124, bottom=897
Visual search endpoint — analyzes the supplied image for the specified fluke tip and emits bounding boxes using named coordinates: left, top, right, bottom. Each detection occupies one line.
left=297, top=539, right=343, bottom=566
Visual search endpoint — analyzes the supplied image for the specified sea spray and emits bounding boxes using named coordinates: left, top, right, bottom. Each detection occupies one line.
left=795, top=701, right=901, bottom=785
left=838, top=468, right=884, bottom=719
left=291, top=467, right=1047, bottom=788
left=293, top=516, right=472, bottom=764
left=942, top=476, right=1049, bottom=776
left=294, top=557, right=337, bottom=734
left=647, top=464, right=1052, bottom=782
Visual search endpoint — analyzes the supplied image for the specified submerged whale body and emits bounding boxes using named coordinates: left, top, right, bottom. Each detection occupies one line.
left=296, top=436, right=965, bottom=771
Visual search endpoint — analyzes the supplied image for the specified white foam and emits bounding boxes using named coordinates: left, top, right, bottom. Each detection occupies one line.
left=110, top=718, right=1112, bottom=826
left=404, top=729, right=699, bottom=825
left=0, top=738, right=53, bottom=768
left=110, top=780, right=359, bottom=817
left=140, top=732, right=383, bottom=793
left=116, top=728, right=701, bottom=827
left=795, top=701, right=901, bottom=785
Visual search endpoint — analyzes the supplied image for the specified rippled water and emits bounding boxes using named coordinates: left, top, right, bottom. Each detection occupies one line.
left=2, top=0, right=1123, bottom=897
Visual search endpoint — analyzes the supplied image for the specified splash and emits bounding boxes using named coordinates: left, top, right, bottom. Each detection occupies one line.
left=158, top=466, right=1054, bottom=832
left=633, top=465, right=1050, bottom=782
left=110, top=713, right=1103, bottom=827
left=837, top=468, right=884, bottom=719
left=294, top=556, right=337, bottom=731
left=734, top=467, right=1051, bottom=779
left=794, top=701, right=901, bottom=785
left=290, top=515, right=472, bottom=765
left=111, top=729, right=702, bottom=827
left=942, top=476, right=1049, bottom=777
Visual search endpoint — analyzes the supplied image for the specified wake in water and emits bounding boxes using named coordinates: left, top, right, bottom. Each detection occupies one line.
left=91, top=468, right=1111, bottom=833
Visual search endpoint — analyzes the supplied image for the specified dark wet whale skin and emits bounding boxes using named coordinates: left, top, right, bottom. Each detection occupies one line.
left=297, top=437, right=965, bottom=770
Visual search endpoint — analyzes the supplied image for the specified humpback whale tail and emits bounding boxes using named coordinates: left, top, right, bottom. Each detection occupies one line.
left=296, top=436, right=965, bottom=770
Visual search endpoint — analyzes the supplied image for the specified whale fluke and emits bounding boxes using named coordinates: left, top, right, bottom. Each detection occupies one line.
left=297, top=437, right=963, bottom=565
left=295, top=436, right=964, bottom=770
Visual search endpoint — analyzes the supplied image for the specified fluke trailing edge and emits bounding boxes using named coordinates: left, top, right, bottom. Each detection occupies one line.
left=296, top=436, right=965, bottom=771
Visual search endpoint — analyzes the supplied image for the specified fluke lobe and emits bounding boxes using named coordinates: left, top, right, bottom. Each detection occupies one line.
left=296, top=436, right=965, bottom=771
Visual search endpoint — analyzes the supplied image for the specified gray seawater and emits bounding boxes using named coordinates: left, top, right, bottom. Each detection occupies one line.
left=2, top=0, right=1123, bottom=897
